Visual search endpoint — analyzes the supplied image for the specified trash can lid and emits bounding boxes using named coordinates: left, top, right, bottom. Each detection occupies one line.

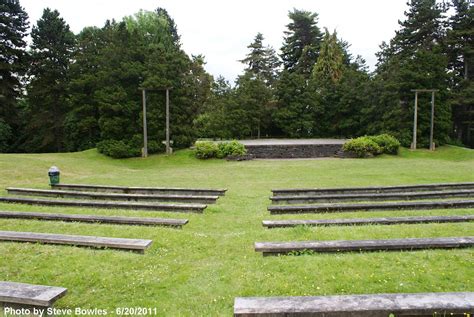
left=48, top=166, right=60, bottom=173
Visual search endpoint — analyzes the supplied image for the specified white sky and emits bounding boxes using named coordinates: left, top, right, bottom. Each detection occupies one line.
left=20, top=0, right=409, bottom=82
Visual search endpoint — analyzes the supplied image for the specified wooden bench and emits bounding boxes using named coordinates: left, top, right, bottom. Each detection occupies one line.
left=0, top=281, right=67, bottom=311
left=7, top=187, right=219, bottom=204
left=272, top=182, right=474, bottom=197
left=0, top=196, right=206, bottom=213
left=262, top=215, right=474, bottom=228
left=52, top=183, right=227, bottom=196
left=0, top=231, right=152, bottom=253
left=268, top=200, right=474, bottom=214
left=255, top=236, right=474, bottom=256
left=0, top=211, right=188, bottom=228
left=270, top=189, right=474, bottom=204
left=234, top=292, right=474, bottom=316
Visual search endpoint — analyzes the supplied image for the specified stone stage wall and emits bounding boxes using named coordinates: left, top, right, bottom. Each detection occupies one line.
left=241, top=140, right=345, bottom=159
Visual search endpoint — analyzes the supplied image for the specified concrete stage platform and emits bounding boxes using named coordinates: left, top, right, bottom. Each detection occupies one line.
left=239, top=139, right=346, bottom=159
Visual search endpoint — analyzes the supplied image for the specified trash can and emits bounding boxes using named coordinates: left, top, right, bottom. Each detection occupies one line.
left=48, top=166, right=60, bottom=186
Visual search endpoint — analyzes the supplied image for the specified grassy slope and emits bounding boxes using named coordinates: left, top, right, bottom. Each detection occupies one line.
left=0, top=146, right=473, bottom=316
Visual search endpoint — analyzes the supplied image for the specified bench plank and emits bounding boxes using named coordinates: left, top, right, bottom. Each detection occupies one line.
left=7, top=187, right=219, bottom=204
left=263, top=215, right=474, bottom=228
left=0, top=231, right=152, bottom=253
left=0, top=281, right=67, bottom=308
left=272, top=182, right=474, bottom=197
left=268, top=200, right=474, bottom=214
left=0, top=211, right=188, bottom=227
left=0, top=196, right=206, bottom=213
left=271, top=189, right=474, bottom=204
left=255, top=237, right=474, bottom=256
left=234, top=292, right=474, bottom=316
left=52, top=183, right=227, bottom=196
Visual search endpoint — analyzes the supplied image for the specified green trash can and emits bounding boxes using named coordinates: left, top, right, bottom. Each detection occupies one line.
left=48, top=166, right=60, bottom=186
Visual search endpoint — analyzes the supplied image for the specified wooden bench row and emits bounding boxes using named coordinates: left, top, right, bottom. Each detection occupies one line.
left=3, top=282, right=472, bottom=316
left=0, top=210, right=188, bottom=227
left=0, top=196, right=206, bottom=213
left=262, top=215, right=474, bottom=228
left=7, top=187, right=219, bottom=204
left=254, top=236, right=474, bottom=256
left=268, top=199, right=474, bottom=214
left=0, top=281, right=67, bottom=309
left=0, top=230, right=152, bottom=253
left=52, top=183, right=227, bottom=196
left=270, top=189, right=474, bottom=204
left=272, top=182, right=474, bottom=197
left=234, top=292, right=474, bottom=316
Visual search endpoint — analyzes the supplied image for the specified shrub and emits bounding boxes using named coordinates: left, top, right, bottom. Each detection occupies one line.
left=97, top=140, right=140, bottom=158
left=368, top=134, right=400, bottom=154
left=195, top=140, right=246, bottom=159
left=343, top=137, right=382, bottom=158
left=195, top=141, right=218, bottom=159
left=217, top=140, right=247, bottom=158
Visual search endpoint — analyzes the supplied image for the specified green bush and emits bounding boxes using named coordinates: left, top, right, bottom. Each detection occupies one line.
left=195, top=140, right=246, bottom=159
left=217, top=140, right=247, bottom=158
left=343, top=137, right=382, bottom=158
left=368, top=134, right=400, bottom=154
left=195, top=141, right=218, bottom=159
left=97, top=140, right=140, bottom=158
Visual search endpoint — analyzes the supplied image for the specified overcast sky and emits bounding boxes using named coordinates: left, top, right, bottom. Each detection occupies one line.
left=20, top=0, right=409, bottom=82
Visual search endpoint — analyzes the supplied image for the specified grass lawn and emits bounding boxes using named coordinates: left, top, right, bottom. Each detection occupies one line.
left=0, top=146, right=473, bottom=316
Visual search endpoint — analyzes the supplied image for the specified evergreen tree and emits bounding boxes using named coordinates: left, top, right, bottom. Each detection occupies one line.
left=194, top=76, right=235, bottom=139
left=312, top=29, right=345, bottom=84
left=64, top=26, right=104, bottom=151
left=240, top=33, right=280, bottom=87
left=373, top=0, right=450, bottom=147
left=280, top=9, right=322, bottom=74
left=274, top=9, right=323, bottom=137
left=446, top=0, right=474, bottom=146
left=273, top=71, right=316, bottom=137
left=0, top=0, right=29, bottom=152
left=22, top=8, right=75, bottom=152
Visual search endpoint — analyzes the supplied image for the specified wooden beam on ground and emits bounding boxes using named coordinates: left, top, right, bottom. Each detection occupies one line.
left=234, top=292, right=474, bottom=316
left=0, top=196, right=206, bottom=213
left=262, top=215, right=474, bottom=228
left=270, top=189, right=474, bottom=204
left=268, top=200, right=474, bottom=214
left=272, top=182, right=474, bottom=197
left=51, top=183, right=227, bottom=196
left=0, top=211, right=188, bottom=228
left=0, top=281, right=67, bottom=308
left=255, top=237, right=474, bottom=256
left=7, top=187, right=219, bottom=204
left=0, top=231, right=152, bottom=253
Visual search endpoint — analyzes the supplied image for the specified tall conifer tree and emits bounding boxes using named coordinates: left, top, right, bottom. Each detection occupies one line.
left=23, top=8, right=75, bottom=152
left=0, top=0, right=29, bottom=152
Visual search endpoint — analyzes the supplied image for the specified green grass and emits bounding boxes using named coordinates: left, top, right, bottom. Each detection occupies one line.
left=0, top=146, right=473, bottom=316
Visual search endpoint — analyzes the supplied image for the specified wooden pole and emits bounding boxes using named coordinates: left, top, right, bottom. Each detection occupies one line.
left=142, top=89, right=148, bottom=158
left=429, top=91, right=435, bottom=151
left=165, top=89, right=170, bottom=155
left=411, top=91, right=418, bottom=150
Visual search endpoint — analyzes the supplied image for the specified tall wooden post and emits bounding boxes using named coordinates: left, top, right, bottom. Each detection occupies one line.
left=429, top=91, right=435, bottom=151
left=411, top=91, right=418, bottom=150
left=165, top=88, right=170, bottom=155
left=142, top=89, right=148, bottom=158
